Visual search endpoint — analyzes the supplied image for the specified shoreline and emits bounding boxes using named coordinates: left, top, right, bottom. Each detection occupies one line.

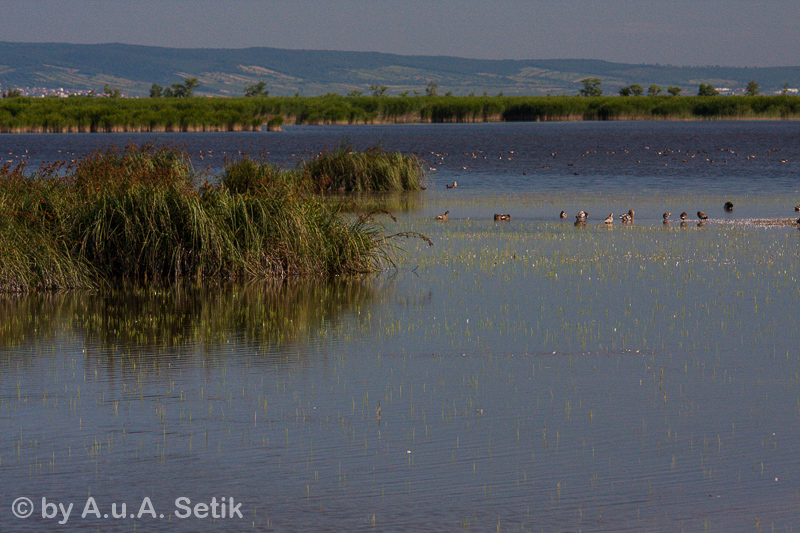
left=2, top=114, right=799, bottom=134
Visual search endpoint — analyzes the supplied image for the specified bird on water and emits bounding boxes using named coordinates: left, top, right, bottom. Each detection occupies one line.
left=435, top=211, right=449, bottom=221
left=697, top=211, right=708, bottom=220
left=680, top=212, right=688, bottom=220
left=446, top=181, right=457, bottom=189
left=494, top=214, right=511, bottom=221
left=724, top=201, right=734, bottom=211
left=560, top=211, right=567, bottom=219
left=604, top=213, right=614, bottom=224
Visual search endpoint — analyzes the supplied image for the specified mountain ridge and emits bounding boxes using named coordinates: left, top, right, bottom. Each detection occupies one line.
left=1, top=42, right=798, bottom=97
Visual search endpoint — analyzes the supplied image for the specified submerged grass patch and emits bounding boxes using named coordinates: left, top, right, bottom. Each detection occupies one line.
left=0, top=144, right=422, bottom=292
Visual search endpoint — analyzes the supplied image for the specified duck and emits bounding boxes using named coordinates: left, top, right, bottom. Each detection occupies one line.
left=494, top=214, right=511, bottom=221
left=627, top=209, right=635, bottom=219
left=604, top=213, right=614, bottom=224
left=724, top=201, right=734, bottom=211
left=435, top=210, right=449, bottom=221
left=559, top=211, right=567, bottom=219
left=619, top=211, right=632, bottom=223
left=662, top=212, right=671, bottom=221
left=697, top=211, right=708, bottom=220
left=680, top=212, right=688, bottom=220
left=795, top=205, right=799, bottom=212
left=446, top=181, right=457, bottom=189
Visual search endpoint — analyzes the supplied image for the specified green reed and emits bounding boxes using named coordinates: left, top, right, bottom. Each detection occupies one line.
left=301, top=143, right=425, bottom=192
left=0, top=144, right=406, bottom=291
left=3, top=95, right=798, bottom=133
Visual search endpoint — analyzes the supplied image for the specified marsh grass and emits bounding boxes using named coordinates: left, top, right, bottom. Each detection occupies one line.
left=301, top=144, right=426, bottom=193
left=3, top=95, right=799, bottom=133
left=0, top=144, right=411, bottom=292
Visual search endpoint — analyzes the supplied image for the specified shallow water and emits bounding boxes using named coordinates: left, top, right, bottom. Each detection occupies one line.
left=2, top=122, right=800, bottom=531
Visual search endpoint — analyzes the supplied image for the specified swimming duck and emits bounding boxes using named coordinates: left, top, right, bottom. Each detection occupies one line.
left=435, top=210, right=449, bottom=221
left=724, top=201, right=734, bottom=211
left=662, top=212, right=671, bottom=221
left=619, top=212, right=632, bottom=223
left=627, top=209, right=635, bottom=219
left=559, top=211, right=567, bottom=219
left=575, top=210, right=588, bottom=220
left=697, top=211, right=708, bottom=220
left=795, top=205, right=799, bottom=212
left=446, top=181, right=457, bottom=189
left=494, top=214, right=511, bottom=221
left=680, top=212, right=688, bottom=220
left=604, top=213, right=614, bottom=224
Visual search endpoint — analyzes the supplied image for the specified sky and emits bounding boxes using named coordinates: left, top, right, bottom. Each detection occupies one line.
left=4, top=0, right=799, bottom=67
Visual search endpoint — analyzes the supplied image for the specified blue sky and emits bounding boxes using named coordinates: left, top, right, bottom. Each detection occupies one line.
left=5, top=0, right=799, bottom=67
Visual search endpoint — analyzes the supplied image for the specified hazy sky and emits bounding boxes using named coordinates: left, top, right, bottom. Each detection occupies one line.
left=5, top=0, right=799, bottom=67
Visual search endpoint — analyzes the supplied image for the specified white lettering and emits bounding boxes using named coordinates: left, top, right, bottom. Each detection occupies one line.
left=174, top=497, right=192, bottom=519
left=81, top=497, right=101, bottom=519
left=111, top=502, right=127, bottom=519
left=137, top=497, right=157, bottom=518
left=229, top=497, right=243, bottom=518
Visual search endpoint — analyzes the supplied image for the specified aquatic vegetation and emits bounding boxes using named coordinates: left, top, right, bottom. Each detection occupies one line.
left=0, top=144, right=409, bottom=291
left=2, top=94, right=800, bottom=133
left=300, top=144, right=426, bottom=192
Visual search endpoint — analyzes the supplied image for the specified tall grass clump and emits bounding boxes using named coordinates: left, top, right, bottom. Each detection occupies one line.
left=301, top=144, right=425, bottom=192
left=0, top=162, right=95, bottom=291
left=220, top=158, right=305, bottom=195
left=1, top=144, right=399, bottom=292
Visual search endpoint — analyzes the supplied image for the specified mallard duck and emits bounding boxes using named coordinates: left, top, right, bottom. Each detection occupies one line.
left=697, top=211, right=708, bottom=220
left=680, top=212, right=688, bottom=220
left=494, top=214, right=511, bottom=221
left=446, top=181, right=457, bottom=189
left=435, top=210, right=449, bottom=221
left=559, top=211, right=567, bottom=219
left=663, top=212, right=671, bottom=221
left=604, top=213, right=614, bottom=224
left=724, top=201, right=734, bottom=211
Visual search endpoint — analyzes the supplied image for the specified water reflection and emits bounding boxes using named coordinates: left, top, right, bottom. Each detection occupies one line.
left=1, top=276, right=390, bottom=366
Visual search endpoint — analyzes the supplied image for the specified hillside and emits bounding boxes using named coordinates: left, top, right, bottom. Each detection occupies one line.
left=1, top=42, right=798, bottom=98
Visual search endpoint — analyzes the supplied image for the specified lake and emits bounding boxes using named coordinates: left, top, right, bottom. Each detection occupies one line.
left=2, top=121, right=800, bottom=531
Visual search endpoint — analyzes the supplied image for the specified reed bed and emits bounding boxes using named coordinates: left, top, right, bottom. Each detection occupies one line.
left=3, top=95, right=799, bottom=133
left=0, top=144, right=419, bottom=292
left=301, top=144, right=425, bottom=192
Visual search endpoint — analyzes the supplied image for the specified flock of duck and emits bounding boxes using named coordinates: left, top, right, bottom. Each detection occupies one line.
left=435, top=202, right=800, bottom=225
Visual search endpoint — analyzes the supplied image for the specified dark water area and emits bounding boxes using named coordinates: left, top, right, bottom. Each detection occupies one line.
left=4, top=121, right=800, bottom=195
left=2, top=122, right=800, bottom=531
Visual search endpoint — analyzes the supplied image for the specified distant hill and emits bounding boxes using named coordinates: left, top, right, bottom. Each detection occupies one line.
left=1, top=42, right=799, bottom=98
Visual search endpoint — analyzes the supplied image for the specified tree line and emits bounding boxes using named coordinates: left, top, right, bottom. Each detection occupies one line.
left=579, top=78, right=794, bottom=97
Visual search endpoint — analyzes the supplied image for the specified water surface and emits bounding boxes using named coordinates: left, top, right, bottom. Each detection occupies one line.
left=2, top=121, right=799, bottom=531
